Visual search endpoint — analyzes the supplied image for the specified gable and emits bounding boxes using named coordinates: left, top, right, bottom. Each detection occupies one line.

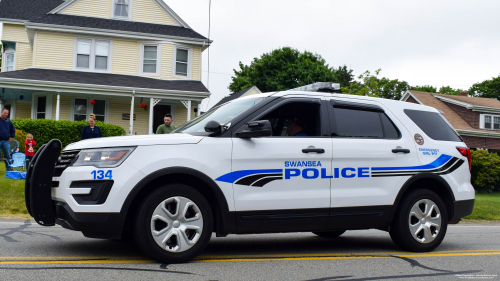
left=59, top=0, right=181, bottom=26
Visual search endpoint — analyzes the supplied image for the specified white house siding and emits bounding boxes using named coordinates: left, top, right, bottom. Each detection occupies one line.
left=2, top=24, right=29, bottom=43
left=131, top=0, right=179, bottom=26
left=34, top=33, right=74, bottom=70
left=61, top=0, right=112, bottom=18
left=15, top=102, right=32, bottom=119
left=16, top=43, right=33, bottom=70
left=112, top=40, right=140, bottom=75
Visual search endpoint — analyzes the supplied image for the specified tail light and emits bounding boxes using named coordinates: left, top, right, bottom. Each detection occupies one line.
left=456, top=147, right=471, bottom=170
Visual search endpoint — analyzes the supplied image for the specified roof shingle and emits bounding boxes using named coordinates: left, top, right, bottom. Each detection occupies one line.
left=0, top=0, right=63, bottom=21
left=0, top=68, right=209, bottom=93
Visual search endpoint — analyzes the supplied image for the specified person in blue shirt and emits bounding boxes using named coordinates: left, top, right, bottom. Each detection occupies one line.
left=80, top=113, right=102, bottom=140
left=0, top=108, right=15, bottom=170
left=287, top=116, right=307, bottom=137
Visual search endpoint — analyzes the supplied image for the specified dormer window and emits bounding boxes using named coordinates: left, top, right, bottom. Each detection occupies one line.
left=113, top=0, right=131, bottom=19
left=74, top=38, right=112, bottom=72
left=480, top=114, right=500, bottom=130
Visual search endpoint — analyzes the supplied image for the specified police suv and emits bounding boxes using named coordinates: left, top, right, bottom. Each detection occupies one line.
left=25, top=89, right=475, bottom=263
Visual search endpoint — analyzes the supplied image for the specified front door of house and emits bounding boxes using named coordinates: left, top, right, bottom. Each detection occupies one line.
left=153, top=104, right=172, bottom=134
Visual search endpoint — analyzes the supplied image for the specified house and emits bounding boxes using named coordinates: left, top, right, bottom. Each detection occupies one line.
left=0, top=0, right=211, bottom=135
left=210, top=85, right=262, bottom=109
left=401, top=90, right=500, bottom=153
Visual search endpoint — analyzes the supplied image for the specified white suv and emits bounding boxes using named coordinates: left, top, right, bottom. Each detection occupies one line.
left=25, top=91, right=475, bottom=263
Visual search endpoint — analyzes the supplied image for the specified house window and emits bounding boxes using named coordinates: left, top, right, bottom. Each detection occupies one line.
left=5, top=53, right=14, bottom=72
left=92, top=99, right=106, bottom=122
left=175, top=49, right=188, bottom=76
left=140, top=44, right=161, bottom=75
left=481, top=114, right=500, bottom=130
left=75, top=38, right=111, bottom=71
left=113, top=0, right=130, bottom=19
left=36, top=96, right=46, bottom=119
left=74, top=98, right=88, bottom=121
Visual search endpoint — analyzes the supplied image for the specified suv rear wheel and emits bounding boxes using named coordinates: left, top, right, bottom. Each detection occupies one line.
left=133, top=184, right=213, bottom=263
left=390, top=189, right=448, bottom=252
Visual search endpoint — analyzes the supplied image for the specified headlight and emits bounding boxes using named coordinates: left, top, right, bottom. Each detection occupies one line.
left=71, top=147, right=136, bottom=168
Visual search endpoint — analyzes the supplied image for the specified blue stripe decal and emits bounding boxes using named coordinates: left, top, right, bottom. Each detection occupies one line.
left=371, top=154, right=452, bottom=172
left=216, top=169, right=283, bottom=183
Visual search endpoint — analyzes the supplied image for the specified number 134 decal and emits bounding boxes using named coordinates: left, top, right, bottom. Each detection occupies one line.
left=91, top=170, right=113, bottom=180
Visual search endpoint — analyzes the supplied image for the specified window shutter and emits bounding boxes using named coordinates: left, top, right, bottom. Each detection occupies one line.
left=479, top=114, right=485, bottom=129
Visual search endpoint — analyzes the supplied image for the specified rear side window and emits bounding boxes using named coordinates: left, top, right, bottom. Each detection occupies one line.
left=404, top=109, right=461, bottom=142
left=332, top=108, right=400, bottom=139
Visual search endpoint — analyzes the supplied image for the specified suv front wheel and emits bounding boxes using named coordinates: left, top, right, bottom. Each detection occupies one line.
left=390, top=189, right=448, bottom=252
left=133, top=184, right=213, bottom=263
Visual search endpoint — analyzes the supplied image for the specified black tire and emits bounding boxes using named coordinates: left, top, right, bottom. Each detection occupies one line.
left=312, top=230, right=346, bottom=238
left=390, top=189, right=448, bottom=252
left=133, top=184, right=213, bottom=263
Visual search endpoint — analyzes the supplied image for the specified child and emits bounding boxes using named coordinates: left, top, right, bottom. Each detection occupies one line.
left=25, top=134, right=36, bottom=170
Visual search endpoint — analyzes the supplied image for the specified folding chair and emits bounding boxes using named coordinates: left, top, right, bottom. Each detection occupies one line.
left=10, top=139, right=19, bottom=154
left=7, top=152, right=29, bottom=172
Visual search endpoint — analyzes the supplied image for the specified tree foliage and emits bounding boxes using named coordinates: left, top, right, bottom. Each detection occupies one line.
left=470, top=149, right=500, bottom=193
left=468, top=75, right=500, bottom=100
left=410, top=85, right=437, bottom=93
left=336, top=65, right=354, bottom=88
left=438, top=86, right=463, bottom=96
left=341, top=69, right=410, bottom=100
left=229, top=47, right=339, bottom=93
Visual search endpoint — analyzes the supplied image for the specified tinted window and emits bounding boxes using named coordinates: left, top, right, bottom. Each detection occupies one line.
left=259, top=102, right=322, bottom=137
left=404, top=109, right=461, bottom=142
left=334, top=108, right=384, bottom=138
left=381, top=114, right=400, bottom=139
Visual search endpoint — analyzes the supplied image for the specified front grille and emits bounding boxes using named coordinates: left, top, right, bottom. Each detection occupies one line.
left=53, top=150, right=80, bottom=177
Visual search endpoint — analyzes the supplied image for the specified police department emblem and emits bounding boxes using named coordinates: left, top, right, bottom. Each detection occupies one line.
left=414, top=134, right=424, bottom=145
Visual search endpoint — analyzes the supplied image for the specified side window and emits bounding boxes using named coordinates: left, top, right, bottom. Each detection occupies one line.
left=330, top=102, right=400, bottom=139
left=405, top=109, right=461, bottom=142
left=258, top=101, right=322, bottom=137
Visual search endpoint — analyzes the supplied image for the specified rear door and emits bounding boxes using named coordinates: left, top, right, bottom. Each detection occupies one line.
left=326, top=98, right=420, bottom=214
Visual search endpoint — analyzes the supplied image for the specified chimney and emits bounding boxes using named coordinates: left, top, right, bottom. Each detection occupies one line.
left=460, top=91, right=468, bottom=97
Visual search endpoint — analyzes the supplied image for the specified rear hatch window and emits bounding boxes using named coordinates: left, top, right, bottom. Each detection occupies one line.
left=404, top=109, right=462, bottom=142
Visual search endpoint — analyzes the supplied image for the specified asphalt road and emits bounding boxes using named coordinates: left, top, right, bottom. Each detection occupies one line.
left=0, top=220, right=499, bottom=281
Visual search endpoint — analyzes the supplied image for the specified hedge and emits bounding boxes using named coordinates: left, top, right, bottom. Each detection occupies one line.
left=11, top=119, right=126, bottom=150
left=470, top=149, right=500, bottom=193
left=13, top=129, right=29, bottom=153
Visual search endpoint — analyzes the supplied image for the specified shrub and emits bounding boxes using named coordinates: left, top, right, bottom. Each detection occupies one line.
left=11, top=119, right=126, bottom=150
left=470, top=149, right=500, bottom=193
left=13, top=129, right=29, bottom=153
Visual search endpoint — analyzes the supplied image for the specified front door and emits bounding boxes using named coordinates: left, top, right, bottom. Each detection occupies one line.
left=230, top=98, right=333, bottom=233
left=153, top=104, right=172, bottom=133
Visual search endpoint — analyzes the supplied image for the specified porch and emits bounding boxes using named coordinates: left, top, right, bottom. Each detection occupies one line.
left=0, top=69, right=209, bottom=134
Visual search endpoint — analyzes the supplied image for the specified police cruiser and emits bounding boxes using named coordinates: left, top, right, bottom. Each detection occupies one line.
left=25, top=88, right=475, bottom=263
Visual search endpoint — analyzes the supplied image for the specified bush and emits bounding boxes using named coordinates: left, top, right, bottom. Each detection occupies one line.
left=470, top=150, right=500, bottom=193
left=13, top=129, right=29, bottom=153
left=11, top=119, right=126, bottom=150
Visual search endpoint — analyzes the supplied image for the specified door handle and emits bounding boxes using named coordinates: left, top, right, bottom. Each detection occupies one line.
left=392, top=148, right=410, bottom=153
left=302, top=148, right=325, bottom=153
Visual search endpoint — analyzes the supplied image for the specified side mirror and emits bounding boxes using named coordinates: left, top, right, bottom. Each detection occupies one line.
left=204, top=120, right=222, bottom=136
left=235, top=120, right=273, bottom=138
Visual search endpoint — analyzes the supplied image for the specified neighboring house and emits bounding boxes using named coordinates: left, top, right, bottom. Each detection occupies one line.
left=210, top=85, right=262, bottom=109
left=401, top=90, right=500, bottom=152
left=0, top=0, right=211, bottom=135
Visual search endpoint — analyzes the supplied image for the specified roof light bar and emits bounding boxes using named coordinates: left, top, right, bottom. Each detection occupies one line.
left=288, top=82, right=341, bottom=93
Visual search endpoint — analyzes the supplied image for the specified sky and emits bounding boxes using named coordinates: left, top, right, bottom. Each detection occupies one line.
left=2, top=0, right=500, bottom=110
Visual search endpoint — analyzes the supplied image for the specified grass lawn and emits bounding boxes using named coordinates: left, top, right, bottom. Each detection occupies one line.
left=0, top=163, right=499, bottom=221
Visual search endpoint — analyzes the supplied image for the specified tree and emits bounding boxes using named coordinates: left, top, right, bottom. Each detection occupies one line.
left=468, top=76, right=500, bottom=100
left=336, top=65, right=354, bottom=88
left=438, top=86, right=463, bottom=95
left=229, top=47, right=339, bottom=93
left=341, top=69, right=410, bottom=100
left=410, top=85, right=437, bottom=93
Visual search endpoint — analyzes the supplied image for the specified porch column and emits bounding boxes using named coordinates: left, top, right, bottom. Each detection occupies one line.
left=187, top=100, right=192, bottom=121
left=0, top=99, right=3, bottom=112
left=196, top=101, right=201, bottom=117
left=55, top=92, right=61, bottom=121
left=129, top=93, right=135, bottom=135
left=148, top=98, right=161, bottom=134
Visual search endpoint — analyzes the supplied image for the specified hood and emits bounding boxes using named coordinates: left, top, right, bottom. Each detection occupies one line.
left=64, top=133, right=204, bottom=151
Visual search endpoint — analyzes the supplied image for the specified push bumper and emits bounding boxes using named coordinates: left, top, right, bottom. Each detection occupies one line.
left=450, top=199, right=475, bottom=224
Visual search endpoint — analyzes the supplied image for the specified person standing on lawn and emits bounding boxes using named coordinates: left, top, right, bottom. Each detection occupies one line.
left=24, top=133, right=36, bottom=170
left=80, top=113, right=102, bottom=140
left=0, top=108, right=15, bottom=171
left=156, top=114, right=176, bottom=134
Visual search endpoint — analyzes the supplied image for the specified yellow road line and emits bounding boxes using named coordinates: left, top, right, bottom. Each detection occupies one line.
left=197, top=249, right=500, bottom=259
left=196, top=252, right=500, bottom=262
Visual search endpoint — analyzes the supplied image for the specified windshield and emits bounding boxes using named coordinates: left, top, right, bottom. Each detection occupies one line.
left=173, top=97, right=266, bottom=134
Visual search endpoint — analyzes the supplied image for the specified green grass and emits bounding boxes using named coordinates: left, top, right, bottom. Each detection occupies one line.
left=463, top=192, right=500, bottom=221
left=0, top=165, right=30, bottom=219
left=0, top=163, right=499, bottom=221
